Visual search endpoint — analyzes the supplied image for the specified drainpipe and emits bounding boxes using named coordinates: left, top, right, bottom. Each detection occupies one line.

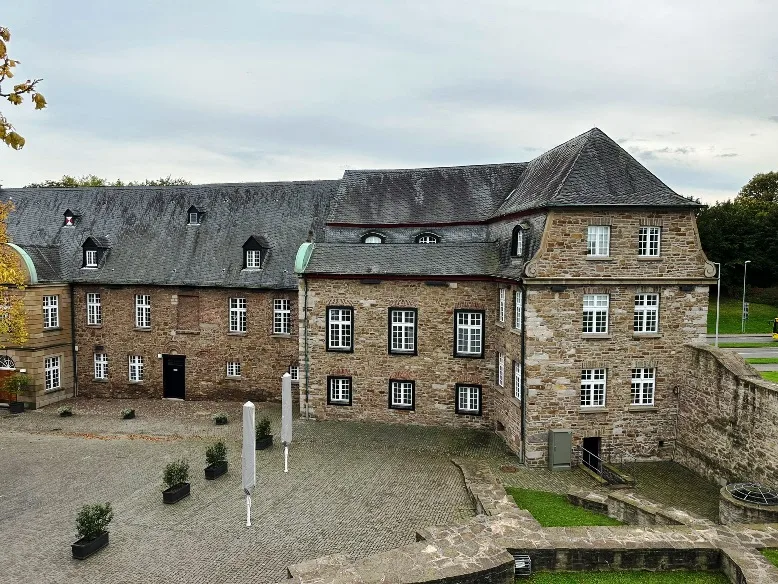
left=69, top=283, right=78, bottom=398
left=519, top=282, right=526, bottom=465
left=303, top=275, right=310, bottom=419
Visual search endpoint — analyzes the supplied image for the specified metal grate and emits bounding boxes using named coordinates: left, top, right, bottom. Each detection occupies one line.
left=726, top=483, right=778, bottom=506
left=513, top=553, right=532, bottom=577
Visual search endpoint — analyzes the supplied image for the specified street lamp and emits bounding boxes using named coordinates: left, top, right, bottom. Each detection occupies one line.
left=741, top=260, right=751, bottom=334
left=714, top=262, right=721, bottom=347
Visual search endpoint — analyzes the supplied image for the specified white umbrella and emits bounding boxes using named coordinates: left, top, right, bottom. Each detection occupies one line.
left=281, top=373, right=293, bottom=473
left=242, top=401, right=256, bottom=527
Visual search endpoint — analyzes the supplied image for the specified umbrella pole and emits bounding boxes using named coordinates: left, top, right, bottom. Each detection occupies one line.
left=246, top=493, right=251, bottom=527
left=284, top=443, right=289, bottom=473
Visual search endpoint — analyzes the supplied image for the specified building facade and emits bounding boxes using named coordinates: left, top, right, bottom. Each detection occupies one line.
left=1, top=128, right=715, bottom=468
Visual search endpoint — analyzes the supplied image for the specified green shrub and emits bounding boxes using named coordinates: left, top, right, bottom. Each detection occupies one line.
left=75, top=502, right=113, bottom=542
left=58, top=405, right=73, bottom=417
left=163, top=459, right=189, bottom=488
left=3, top=372, right=31, bottom=395
left=212, top=412, right=228, bottom=425
left=121, top=408, right=135, bottom=419
left=205, top=440, right=227, bottom=466
left=255, top=417, right=271, bottom=439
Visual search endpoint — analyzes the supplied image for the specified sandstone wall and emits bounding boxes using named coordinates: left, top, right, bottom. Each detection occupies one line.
left=74, top=285, right=297, bottom=402
left=676, top=344, right=778, bottom=486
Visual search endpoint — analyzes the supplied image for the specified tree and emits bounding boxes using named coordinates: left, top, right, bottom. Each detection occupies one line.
left=0, top=200, right=29, bottom=348
left=25, top=175, right=192, bottom=188
left=0, top=25, right=46, bottom=150
left=737, top=172, right=778, bottom=204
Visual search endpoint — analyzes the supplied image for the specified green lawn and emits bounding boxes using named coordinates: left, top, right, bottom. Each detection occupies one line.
left=718, top=342, right=777, bottom=349
left=506, top=487, right=623, bottom=527
left=761, top=371, right=778, bottom=383
left=707, top=297, right=778, bottom=334
left=523, top=572, right=728, bottom=583
left=762, top=548, right=778, bottom=567
left=746, top=358, right=778, bottom=364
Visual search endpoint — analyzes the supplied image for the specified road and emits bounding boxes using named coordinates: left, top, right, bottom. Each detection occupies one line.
left=705, top=334, right=778, bottom=371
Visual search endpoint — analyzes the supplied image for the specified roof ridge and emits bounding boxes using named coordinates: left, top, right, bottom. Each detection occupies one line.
left=1, top=179, right=341, bottom=191
left=546, top=128, right=595, bottom=203
left=343, top=162, right=525, bottom=175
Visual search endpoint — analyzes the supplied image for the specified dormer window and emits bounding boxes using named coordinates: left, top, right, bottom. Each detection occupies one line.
left=361, top=232, right=385, bottom=244
left=81, top=236, right=111, bottom=269
left=511, top=225, right=525, bottom=257
left=187, top=205, right=202, bottom=225
left=242, top=236, right=268, bottom=270
left=416, top=233, right=439, bottom=244
left=63, top=208, right=81, bottom=227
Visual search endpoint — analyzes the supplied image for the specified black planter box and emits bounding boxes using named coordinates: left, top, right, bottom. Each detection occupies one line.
left=256, top=435, right=273, bottom=450
left=162, top=482, right=190, bottom=504
left=9, top=401, right=24, bottom=414
left=204, top=460, right=228, bottom=480
left=71, top=531, right=109, bottom=560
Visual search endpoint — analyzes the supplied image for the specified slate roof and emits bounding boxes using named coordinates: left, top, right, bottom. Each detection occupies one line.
left=303, top=243, right=500, bottom=277
left=328, top=163, right=527, bottom=225
left=2, top=181, right=339, bottom=289
left=494, top=128, right=697, bottom=217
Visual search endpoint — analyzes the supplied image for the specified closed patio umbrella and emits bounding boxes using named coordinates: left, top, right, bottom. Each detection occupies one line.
left=242, top=401, right=256, bottom=526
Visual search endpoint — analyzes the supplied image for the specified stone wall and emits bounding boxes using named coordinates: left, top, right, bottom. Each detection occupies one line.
left=521, top=283, right=708, bottom=465
left=74, top=285, right=297, bottom=402
left=299, top=278, right=495, bottom=428
left=676, top=344, right=778, bottom=487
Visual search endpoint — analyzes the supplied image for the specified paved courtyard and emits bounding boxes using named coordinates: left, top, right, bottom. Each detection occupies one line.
left=1, top=399, right=723, bottom=583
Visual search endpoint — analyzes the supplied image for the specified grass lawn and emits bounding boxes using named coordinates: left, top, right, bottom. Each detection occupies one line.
left=505, top=487, right=623, bottom=527
left=745, top=357, right=778, bottom=364
left=707, top=297, right=778, bottom=334
left=523, top=572, right=728, bottom=583
left=762, top=548, right=778, bottom=567
left=718, top=342, right=777, bottom=349
left=761, top=371, right=778, bottom=383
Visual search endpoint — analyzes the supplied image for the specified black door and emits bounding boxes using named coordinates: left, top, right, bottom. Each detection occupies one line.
left=582, top=436, right=602, bottom=474
left=163, top=355, right=186, bottom=399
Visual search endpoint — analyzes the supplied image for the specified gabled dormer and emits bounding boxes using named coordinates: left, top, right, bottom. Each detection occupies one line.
left=187, top=205, right=204, bottom=225
left=82, top=236, right=111, bottom=269
left=242, top=236, right=269, bottom=270
left=511, top=223, right=530, bottom=257
left=63, top=209, right=82, bottom=227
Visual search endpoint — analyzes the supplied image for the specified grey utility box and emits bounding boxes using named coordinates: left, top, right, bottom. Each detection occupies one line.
left=548, top=429, right=572, bottom=471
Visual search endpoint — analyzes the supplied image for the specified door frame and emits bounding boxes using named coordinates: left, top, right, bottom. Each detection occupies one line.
left=162, top=354, right=186, bottom=400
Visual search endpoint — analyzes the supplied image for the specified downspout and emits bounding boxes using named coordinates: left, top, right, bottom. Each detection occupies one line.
left=303, top=275, right=310, bottom=420
left=519, top=282, right=526, bottom=465
left=69, top=283, right=78, bottom=398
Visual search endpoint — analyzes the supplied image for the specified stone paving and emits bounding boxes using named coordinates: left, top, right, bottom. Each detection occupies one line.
left=0, top=398, right=527, bottom=584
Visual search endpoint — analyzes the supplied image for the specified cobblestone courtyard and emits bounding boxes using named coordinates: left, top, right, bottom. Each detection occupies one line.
left=1, top=399, right=723, bottom=583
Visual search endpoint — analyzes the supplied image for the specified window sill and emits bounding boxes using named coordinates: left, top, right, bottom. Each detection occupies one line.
left=496, top=321, right=506, bottom=329
left=637, top=257, right=661, bottom=261
left=44, top=327, right=63, bottom=332
left=86, top=324, right=103, bottom=329
left=633, top=333, right=662, bottom=339
left=585, top=256, right=613, bottom=261
left=510, top=327, right=522, bottom=336
left=227, top=332, right=247, bottom=336
left=127, top=381, right=145, bottom=385
left=454, top=353, right=484, bottom=359
left=328, top=401, right=351, bottom=407
left=291, top=380, right=299, bottom=384
left=225, top=376, right=242, bottom=381
left=455, top=410, right=482, bottom=417
left=628, top=405, right=657, bottom=412
left=389, top=405, right=414, bottom=411
left=92, top=378, right=109, bottom=383
left=241, top=268, right=263, bottom=272
left=133, top=327, right=152, bottom=332
left=389, top=350, right=417, bottom=357
left=326, top=348, right=353, bottom=353
left=579, top=407, right=608, bottom=413
left=44, top=387, right=64, bottom=394
left=581, top=333, right=612, bottom=340
left=270, top=333, right=292, bottom=339
left=81, top=267, right=98, bottom=270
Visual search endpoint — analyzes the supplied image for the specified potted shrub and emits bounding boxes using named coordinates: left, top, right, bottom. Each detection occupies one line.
left=255, top=417, right=273, bottom=450
left=4, top=373, right=30, bottom=414
left=121, top=408, right=135, bottom=420
left=58, top=405, right=73, bottom=417
left=212, top=412, right=228, bottom=425
left=162, top=459, right=190, bottom=504
left=204, top=440, right=228, bottom=480
left=71, top=502, right=113, bottom=560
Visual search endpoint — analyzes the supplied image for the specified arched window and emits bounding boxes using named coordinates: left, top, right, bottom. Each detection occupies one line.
left=361, top=232, right=385, bottom=244
left=415, top=233, right=439, bottom=244
left=0, top=355, right=16, bottom=369
left=511, top=225, right=525, bottom=257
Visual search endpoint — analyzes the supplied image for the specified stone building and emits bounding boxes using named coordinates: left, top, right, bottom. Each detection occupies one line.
left=1, top=128, right=716, bottom=467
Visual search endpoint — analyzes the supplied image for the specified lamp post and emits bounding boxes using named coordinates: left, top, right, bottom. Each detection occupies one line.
left=714, top=262, right=721, bottom=347
left=741, top=260, right=751, bottom=334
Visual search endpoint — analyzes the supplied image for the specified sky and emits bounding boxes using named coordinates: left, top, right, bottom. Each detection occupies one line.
left=2, top=1, right=777, bottom=204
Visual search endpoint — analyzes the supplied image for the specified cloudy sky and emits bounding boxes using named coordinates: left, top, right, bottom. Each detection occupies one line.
left=2, top=1, right=777, bottom=203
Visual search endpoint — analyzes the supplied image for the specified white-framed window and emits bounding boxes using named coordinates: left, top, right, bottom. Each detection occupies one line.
left=128, top=355, right=144, bottom=382
left=631, top=368, right=655, bottom=405
left=327, top=307, right=353, bottom=351
left=363, top=235, right=383, bottom=244
left=135, top=294, right=151, bottom=328
left=514, top=361, right=521, bottom=400
left=245, top=249, right=262, bottom=269
left=455, top=310, right=484, bottom=357
left=188, top=212, right=199, bottom=225
left=289, top=364, right=299, bottom=382
left=582, top=294, right=609, bottom=334
left=587, top=225, right=610, bottom=257
left=229, top=297, right=247, bottom=333
left=328, top=376, right=352, bottom=405
left=43, top=295, right=59, bottom=329
left=273, top=299, right=291, bottom=334
left=417, top=234, right=438, bottom=244
left=456, top=384, right=481, bottom=415
left=85, top=249, right=98, bottom=268
left=86, top=292, right=102, bottom=326
left=634, top=294, right=659, bottom=333
left=498, top=289, right=506, bottom=323
left=226, top=361, right=241, bottom=378
left=44, top=356, right=61, bottom=390
left=94, top=353, right=107, bottom=380
left=514, top=290, right=523, bottom=330
left=638, top=227, right=661, bottom=257
left=497, top=352, right=505, bottom=387
left=580, top=368, right=606, bottom=408
left=389, top=380, right=414, bottom=409
left=389, top=308, right=416, bottom=354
